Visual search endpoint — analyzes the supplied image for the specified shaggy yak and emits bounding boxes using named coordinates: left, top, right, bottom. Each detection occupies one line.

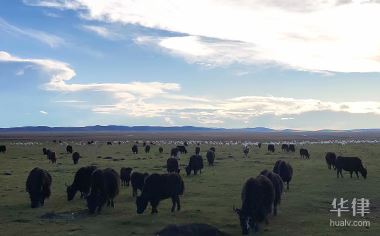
left=186, top=154, right=204, bottom=176
left=136, top=173, right=184, bottom=214
left=167, top=157, right=180, bottom=173
left=131, top=172, right=149, bottom=197
left=234, top=175, right=274, bottom=235
left=86, top=168, right=120, bottom=214
left=325, top=152, right=337, bottom=170
left=120, top=167, right=133, bottom=186
left=206, top=149, right=215, bottom=166
left=72, top=152, right=80, bottom=164
left=26, top=167, right=52, bottom=208
left=273, top=160, right=293, bottom=190
left=335, top=156, right=367, bottom=179
left=260, top=169, right=284, bottom=216
left=66, top=166, right=97, bottom=201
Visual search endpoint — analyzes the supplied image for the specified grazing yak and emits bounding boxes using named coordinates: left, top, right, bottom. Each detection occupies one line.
left=289, top=144, right=296, bottom=152
left=120, top=167, right=133, bottom=186
left=72, top=152, right=80, bottom=164
left=159, top=147, right=164, bottom=154
left=206, top=149, right=215, bottom=166
left=145, top=145, right=151, bottom=154
left=268, top=144, right=275, bottom=153
left=177, top=145, right=188, bottom=154
left=66, top=145, right=73, bottom=154
left=325, top=152, right=337, bottom=170
left=273, top=160, right=293, bottom=190
left=107, top=141, right=112, bottom=145
left=26, top=167, right=52, bottom=208
left=156, top=223, right=229, bottom=236
left=258, top=143, right=262, bottom=149
left=170, top=147, right=180, bottom=159
left=48, top=151, right=56, bottom=164
left=42, top=147, right=47, bottom=155
left=131, top=172, right=149, bottom=197
left=132, top=144, right=138, bottom=154
left=195, top=146, right=201, bottom=155
left=210, top=147, right=216, bottom=152
left=184, top=141, right=188, bottom=146
left=86, top=168, right=120, bottom=214
left=167, top=157, right=180, bottom=173
left=0, top=145, right=6, bottom=153
left=335, top=156, right=367, bottom=179
left=136, top=173, right=184, bottom=214
left=243, top=146, right=249, bottom=158
left=260, top=170, right=284, bottom=216
left=67, top=166, right=97, bottom=201
left=300, top=148, right=310, bottom=159
left=234, top=175, right=274, bottom=235
left=186, top=154, right=204, bottom=176
left=281, top=144, right=289, bottom=152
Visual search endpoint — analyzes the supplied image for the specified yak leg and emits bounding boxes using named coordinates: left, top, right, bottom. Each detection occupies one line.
left=133, top=187, right=137, bottom=197
left=171, top=196, right=176, bottom=212
left=350, top=171, right=353, bottom=178
left=287, top=182, right=289, bottom=190
left=176, top=195, right=181, bottom=211
left=151, top=199, right=159, bottom=214
left=355, top=171, right=359, bottom=179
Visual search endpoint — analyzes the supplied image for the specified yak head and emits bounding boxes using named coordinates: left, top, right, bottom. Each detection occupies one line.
left=234, top=206, right=255, bottom=235
left=66, top=184, right=76, bottom=201
left=86, top=193, right=99, bottom=214
left=136, top=196, right=148, bottom=214
left=360, top=167, right=367, bottom=179
left=29, top=191, right=44, bottom=208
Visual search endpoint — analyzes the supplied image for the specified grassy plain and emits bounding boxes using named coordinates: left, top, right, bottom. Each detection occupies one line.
left=0, top=134, right=378, bottom=236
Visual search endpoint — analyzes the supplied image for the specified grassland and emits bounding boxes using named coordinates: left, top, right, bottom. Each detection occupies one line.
left=0, top=136, right=379, bottom=236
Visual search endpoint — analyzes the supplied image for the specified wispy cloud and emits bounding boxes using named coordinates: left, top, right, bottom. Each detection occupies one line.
left=81, top=25, right=121, bottom=40
left=39, top=110, right=48, bottom=115
left=3, top=51, right=380, bottom=126
left=24, top=0, right=380, bottom=72
left=0, top=17, right=65, bottom=48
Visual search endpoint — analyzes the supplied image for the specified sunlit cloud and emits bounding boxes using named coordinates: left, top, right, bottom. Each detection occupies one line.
left=81, top=25, right=121, bottom=40
left=3, top=51, right=380, bottom=126
left=24, top=0, right=380, bottom=72
left=39, top=110, right=48, bottom=115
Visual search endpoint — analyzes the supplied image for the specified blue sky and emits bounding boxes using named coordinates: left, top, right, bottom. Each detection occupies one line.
left=1, top=0, right=380, bottom=130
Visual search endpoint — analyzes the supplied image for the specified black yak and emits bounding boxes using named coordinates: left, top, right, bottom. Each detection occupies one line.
left=206, top=149, right=215, bottom=166
left=258, top=143, right=262, bottom=148
left=273, top=160, right=293, bottom=190
left=0, top=145, right=6, bottom=153
left=170, top=147, right=180, bottom=159
left=120, top=167, right=133, bottom=186
left=136, top=173, right=184, bottom=214
left=268, top=144, right=275, bottom=153
left=159, top=147, right=164, bottom=154
left=195, top=146, right=201, bottom=155
left=325, top=152, right=337, bottom=170
left=335, top=156, right=367, bottom=179
left=107, top=141, right=112, bottom=145
left=156, top=223, right=229, bottom=236
left=145, top=145, right=151, bottom=153
left=300, top=148, right=310, bottom=159
left=72, top=152, right=80, bottom=164
left=86, top=168, right=120, bottom=214
left=234, top=175, right=274, bottom=235
left=132, top=144, right=138, bottom=154
left=210, top=147, right=216, bottom=152
left=167, top=157, right=180, bottom=173
left=243, top=146, right=249, bottom=158
left=26, top=167, right=52, bottom=208
left=281, top=144, right=289, bottom=152
left=66, top=166, right=97, bottom=201
left=186, top=154, right=203, bottom=176
left=131, top=172, right=149, bottom=197
left=42, top=147, right=47, bottom=155
left=66, top=145, right=73, bottom=154
left=289, top=144, right=295, bottom=152
left=260, top=170, right=284, bottom=216
left=48, top=151, right=56, bottom=164
left=177, top=145, right=187, bottom=154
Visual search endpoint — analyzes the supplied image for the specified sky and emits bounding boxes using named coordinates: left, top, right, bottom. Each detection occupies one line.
left=1, top=0, right=380, bottom=130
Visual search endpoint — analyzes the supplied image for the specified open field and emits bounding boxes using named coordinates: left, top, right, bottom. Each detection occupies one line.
left=0, top=133, right=379, bottom=236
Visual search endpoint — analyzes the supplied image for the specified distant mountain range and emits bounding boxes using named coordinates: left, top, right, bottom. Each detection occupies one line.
left=0, top=125, right=379, bottom=133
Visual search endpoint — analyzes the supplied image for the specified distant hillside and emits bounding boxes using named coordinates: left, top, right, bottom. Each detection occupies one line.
left=0, top=125, right=379, bottom=133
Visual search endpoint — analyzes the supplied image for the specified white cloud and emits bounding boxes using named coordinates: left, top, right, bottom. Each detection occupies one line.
left=39, top=110, right=48, bottom=115
left=3, top=51, right=380, bottom=126
left=164, top=117, right=174, bottom=125
left=0, top=17, right=65, bottom=48
left=281, top=117, right=295, bottom=120
left=24, top=0, right=380, bottom=72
